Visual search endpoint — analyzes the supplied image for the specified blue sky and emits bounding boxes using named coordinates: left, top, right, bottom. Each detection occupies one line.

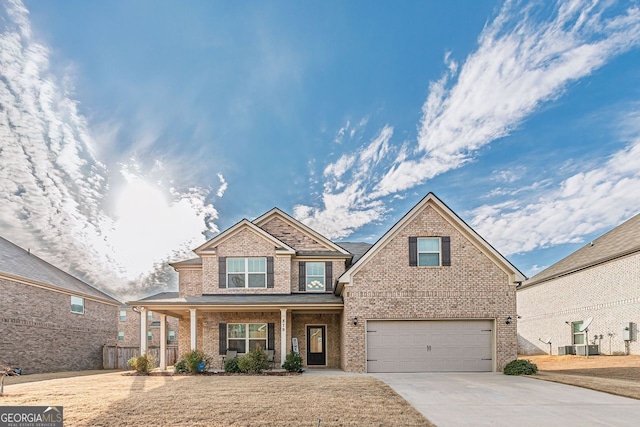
left=1, top=0, right=640, bottom=299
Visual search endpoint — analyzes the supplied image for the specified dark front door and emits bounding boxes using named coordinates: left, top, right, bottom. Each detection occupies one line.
left=306, top=325, right=326, bottom=365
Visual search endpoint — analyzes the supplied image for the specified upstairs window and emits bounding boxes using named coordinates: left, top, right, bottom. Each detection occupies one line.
left=168, top=330, right=176, bottom=341
left=71, top=296, right=84, bottom=314
left=118, top=331, right=124, bottom=341
left=147, top=311, right=153, bottom=320
left=227, top=257, right=267, bottom=288
left=306, top=262, right=326, bottom=291
left=409, top=236, right=451, bottom=267
left=147, top=331, right=153, bottom=341
left=119, top=310, right=127, bottom=321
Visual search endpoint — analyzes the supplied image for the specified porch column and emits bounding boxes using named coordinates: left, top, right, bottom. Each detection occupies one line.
left=159, top=314, right=167, bottom=370
left=190, top=308, right=197, bottom=351
left=280, top=308, right=287, bottom=366
left=139, top=307, right=147, bottom=355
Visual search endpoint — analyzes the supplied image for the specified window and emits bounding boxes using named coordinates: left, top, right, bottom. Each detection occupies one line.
left=418, top=238, right=440, bottom=266
left=150, top=321, right=161, bottom=327
left=71, top=296, right=84, bottom=314
left=147, top=331, right=153, bottom=341
left=119, top=310, right=127, bottom=321
left=147, top=311, right=153, bottom=320
left=168, top=330, right=176, bottom=341
left=572, top=321, right=585, bottom=345
left=118, top=331, right=124, bottom=341
left=306, top=262, right=325, bottom=291
left=227, top=323, right=267, bottom=353
left=227, top=258, right=266, bottom=288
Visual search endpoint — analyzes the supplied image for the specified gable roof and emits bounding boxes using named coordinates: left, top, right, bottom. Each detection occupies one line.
left=253, top=208, right=351, bottom=255
left=0, top=236, right=120, bottom=304
left=336, top=242, right=373, bottom=264
left=193, top=218, right=296, bottom=255
left=337, top=193, right=526, bottom=293
left=522, top=212, right=640, bottom=288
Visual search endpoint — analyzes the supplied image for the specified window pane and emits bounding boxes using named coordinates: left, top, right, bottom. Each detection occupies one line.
left=249, top=340, right=267, bottom=351
left=248, top=258, right=266, bottom=273
left=574, top=334, right=585, bottom=345
left=228, top=274, right=246, bottom=288
left=118, top=332, right=124, bottom=340
left=249, top=324, right=267, bottom=339
left=572, top=322, right=583, bottom=333
left=228, top=339, right=246, bottom=353
left=120, top=311, right=126, bottom=321
left=227, top=258, right=245, bottom=273
left=71, top=296, right=84, bottom=313
left=418, top=253, right=440, bottom=266
left=228, top=324, right=246, bottom=339
left=248, top=273, right=266, bottom=288
left=168, top=331, right=175, bottom=340
left=306, top=262, right=325, bottom=276
left=418, top=238, right=439, bottom=252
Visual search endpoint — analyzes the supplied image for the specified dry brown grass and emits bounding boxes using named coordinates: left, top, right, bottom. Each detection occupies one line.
left=521, top=355, right=640, bottom=400
left=0, top=372, right=433, bottom=426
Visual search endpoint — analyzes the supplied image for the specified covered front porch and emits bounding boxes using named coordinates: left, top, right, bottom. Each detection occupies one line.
left=128, top=293, right=343, bottom=370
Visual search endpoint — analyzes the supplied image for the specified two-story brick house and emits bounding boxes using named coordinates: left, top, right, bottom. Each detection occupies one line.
left=129, top=193, right=525, bottom=372
left=117, top=306, right=179, bottom=347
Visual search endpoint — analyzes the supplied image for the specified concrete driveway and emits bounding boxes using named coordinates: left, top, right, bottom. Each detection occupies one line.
left=373, top=373, right=640, bottom=427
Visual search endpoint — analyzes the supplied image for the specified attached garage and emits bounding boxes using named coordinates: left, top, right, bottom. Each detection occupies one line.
left=366, top=320, right=494, bottom=373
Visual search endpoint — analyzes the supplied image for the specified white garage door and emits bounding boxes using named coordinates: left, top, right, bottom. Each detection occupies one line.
left=366, top=320, right=493, bottom=373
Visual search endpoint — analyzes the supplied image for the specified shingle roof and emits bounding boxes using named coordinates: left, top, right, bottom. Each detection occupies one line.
left=169, top=257, right=202, bottom=268
left=0, top=236, right=120, bottom=304
left=522, top=212, right=640, bottom=288
left=335, top=242, right=373, bottom=264
left=131, top=292, right=343, bottom=306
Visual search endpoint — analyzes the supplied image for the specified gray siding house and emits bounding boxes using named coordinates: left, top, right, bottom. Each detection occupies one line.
left=518, top=212, right=640, bottom=356
left=0, top=236, right=120, bottom=373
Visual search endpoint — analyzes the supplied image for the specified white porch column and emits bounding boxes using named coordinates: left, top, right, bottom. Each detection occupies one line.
left=139, top=307, right=147, bottom=355
left=280, top=308, right=287, bottom=366
left=159, top=314, right=167, bottom=370
left=190, top=308, right=197, bottom=351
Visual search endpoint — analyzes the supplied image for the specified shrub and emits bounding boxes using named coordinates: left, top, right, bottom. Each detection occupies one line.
left=282, top=351, right=303, bottom=373
left=224, top=356, right=242, bottom=373
left=127, top=353, right=157, bottom=374
left=504, top=359, right=538, bottom=375
left=177, top=349, right=212, bottom=374
left=237, top=347, right=270, bottom=374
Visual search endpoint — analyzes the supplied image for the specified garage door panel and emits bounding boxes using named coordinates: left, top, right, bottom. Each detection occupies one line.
left=367, top=320, right=493, bottom=373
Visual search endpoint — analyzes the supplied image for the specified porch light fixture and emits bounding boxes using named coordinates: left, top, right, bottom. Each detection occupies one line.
left=506, top=316, right=512, bottom=325
left=353, top=317, right=358, bottom=326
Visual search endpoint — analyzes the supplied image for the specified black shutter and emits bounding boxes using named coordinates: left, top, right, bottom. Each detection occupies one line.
left=267, top=257, right=274, bottom=288
left=218, top=256, right=227, bottom=288
left=268, top=323, right=275, bottom=351
left=219, top=323, right=227, bottom=355
left=298, top=262, right=306, bottom=291
left=325, top=261, right=333, bottom=292
left=409, top=237, right=418, bottom=266
left=442, top=236, right=451, bottom=266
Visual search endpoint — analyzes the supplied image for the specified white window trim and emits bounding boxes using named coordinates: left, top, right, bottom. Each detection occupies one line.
left=227, top=323, right=268, bottom=354
left=71, top=296, right=84, bottom=314
left=417, top=237, right=441, bottom=267
left=227, top=257, right=267, bottom=289
left=306, top=262, right=326, bottom=292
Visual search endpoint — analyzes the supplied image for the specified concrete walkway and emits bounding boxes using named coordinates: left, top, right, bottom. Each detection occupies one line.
left=372, top=373, right=640, bottom=427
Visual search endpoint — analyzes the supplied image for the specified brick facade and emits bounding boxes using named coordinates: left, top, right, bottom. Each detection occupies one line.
left=0, top=277, right=118, bottom=373
left=518, top=252, right=640, bottom=355
left=117, top=307, right=179, bottom=348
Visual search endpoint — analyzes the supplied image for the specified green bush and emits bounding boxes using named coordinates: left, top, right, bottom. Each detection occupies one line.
left=237, top=347, right=270, bottom=374
left=224, top=356, right=242, bottom=373
left=503, top=359, right=538, bottom=375
left=127, top=353, right=157, bottom=374
left=282, top=351, right=303, bottom=373
left=176, top=349, right=212, bottom=374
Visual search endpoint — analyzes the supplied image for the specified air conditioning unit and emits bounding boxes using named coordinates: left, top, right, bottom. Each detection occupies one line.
left=557, top=345, right=575, bottom=355
left=576, top=345, right=599, bottom=356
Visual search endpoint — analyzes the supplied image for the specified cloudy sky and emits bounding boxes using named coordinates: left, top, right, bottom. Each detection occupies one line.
left=1, top=0, right=640, bottom=300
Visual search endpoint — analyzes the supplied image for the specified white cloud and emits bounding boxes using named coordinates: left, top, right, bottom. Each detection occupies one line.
left=0, top=0, right=219, bottom=299
left=216, top=173, right=228, bottom=197
left=470, top=138, right=640, bottom=255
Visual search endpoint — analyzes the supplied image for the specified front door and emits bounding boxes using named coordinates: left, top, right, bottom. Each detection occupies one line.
left=306, top=325, right=326, bottom=365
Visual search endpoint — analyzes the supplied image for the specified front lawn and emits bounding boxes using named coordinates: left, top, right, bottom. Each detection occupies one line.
left=1, top=372, right=433, bottom=426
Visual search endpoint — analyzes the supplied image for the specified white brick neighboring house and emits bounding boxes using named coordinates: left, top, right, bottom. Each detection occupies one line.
left=129, top=193, right=525, bottom=372
left=0, top=236, right=120, bottom=373
left=517, top=212, right=640, bottom=356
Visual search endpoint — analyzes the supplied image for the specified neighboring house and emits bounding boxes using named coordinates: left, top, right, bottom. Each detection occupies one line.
left=117, top=305, right=179, bottom=347
left=128, top=193, right=524, bottom=372
left=518, top=213, right=640, bottom=356
left=0, top=236, right=120, bottom=373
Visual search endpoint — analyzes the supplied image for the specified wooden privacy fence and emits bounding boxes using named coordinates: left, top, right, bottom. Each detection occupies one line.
left=103, top=346, right=179, bottom=370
